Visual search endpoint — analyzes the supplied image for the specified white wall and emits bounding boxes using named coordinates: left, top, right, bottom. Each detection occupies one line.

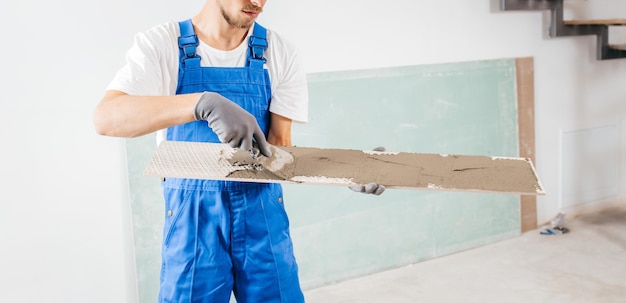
left=1, top=0, right=623, bottom=302
left=0, top=1, right=198, bottom=302
left=257, top=0, right=626, bottom=224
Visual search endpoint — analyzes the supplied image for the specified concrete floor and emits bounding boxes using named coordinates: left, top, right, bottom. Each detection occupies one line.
left=304, top=202, right=626, bottom=303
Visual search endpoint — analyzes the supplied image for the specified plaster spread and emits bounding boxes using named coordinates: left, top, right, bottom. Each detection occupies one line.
left=227, top=145, right=543, bottom=194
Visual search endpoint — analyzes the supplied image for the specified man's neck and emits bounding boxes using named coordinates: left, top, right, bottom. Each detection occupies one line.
left=192, top=8, right=250, bottom=51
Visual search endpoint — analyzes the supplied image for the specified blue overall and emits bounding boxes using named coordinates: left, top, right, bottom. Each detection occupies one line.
left=158, top=19, right=304, bottom=303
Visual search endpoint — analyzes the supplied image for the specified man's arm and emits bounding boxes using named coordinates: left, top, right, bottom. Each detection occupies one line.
left=267, top=113, right=292, bottom=146
left=94, top=90, right=273, bottom=156
left=93, top=90, right=199, bottom=138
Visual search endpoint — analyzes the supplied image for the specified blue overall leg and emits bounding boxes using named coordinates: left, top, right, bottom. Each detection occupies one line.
left=157, top=19, right=304, bottom=303
left=229, top=183, right=302, bottom=303
left=159, top=180, right=234, bottom=302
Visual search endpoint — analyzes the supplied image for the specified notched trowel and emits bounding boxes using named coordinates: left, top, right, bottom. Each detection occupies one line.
left=227, top=145, right=296, bottom=181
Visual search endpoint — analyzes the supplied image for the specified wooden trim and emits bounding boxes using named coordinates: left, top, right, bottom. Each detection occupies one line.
left=564, top=19, right=626, bottom=26
left=515, top=57, right=538, bottom=233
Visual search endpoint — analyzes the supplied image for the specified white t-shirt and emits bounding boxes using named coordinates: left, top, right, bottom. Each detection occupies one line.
left=107, top=21, right=309, bottom=143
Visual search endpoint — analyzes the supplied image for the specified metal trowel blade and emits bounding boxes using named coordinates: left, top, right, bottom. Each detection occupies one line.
left=229, top=145, right=295, bottom=180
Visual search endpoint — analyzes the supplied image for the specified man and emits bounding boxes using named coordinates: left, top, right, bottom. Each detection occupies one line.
left=94, top=0, right=383, bottom=302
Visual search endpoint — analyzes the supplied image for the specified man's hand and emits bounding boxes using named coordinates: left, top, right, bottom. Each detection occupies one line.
left=348, top=146, right=387, bottom=195
left=194, top=92, right=272, bottom=157
left=349, top=183, right=386, bottom=195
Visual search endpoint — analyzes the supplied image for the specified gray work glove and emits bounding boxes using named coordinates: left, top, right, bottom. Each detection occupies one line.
left=349, top=182, right=386, bottom=195
left=194, top=92, right=272, bottom=157
left=348, top=146, right=386, bottom=195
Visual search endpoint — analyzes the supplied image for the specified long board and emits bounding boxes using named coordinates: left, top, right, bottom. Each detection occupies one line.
left=145, top=141, right=544, bottom=195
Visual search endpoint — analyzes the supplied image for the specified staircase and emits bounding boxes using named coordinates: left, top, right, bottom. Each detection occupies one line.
left=500, top=0, right=626, bottom=60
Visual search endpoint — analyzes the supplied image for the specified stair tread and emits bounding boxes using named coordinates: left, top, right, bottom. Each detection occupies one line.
left=610, top=44, right=626, bottom=51
left=564, top=19, right=626, bottom=26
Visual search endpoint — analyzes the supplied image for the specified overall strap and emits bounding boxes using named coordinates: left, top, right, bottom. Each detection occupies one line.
left=178, top=19, right=267, bottom=69
left=178, top=19, right=201, bottom=69
left=247, top=22, right=268, bottom=69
